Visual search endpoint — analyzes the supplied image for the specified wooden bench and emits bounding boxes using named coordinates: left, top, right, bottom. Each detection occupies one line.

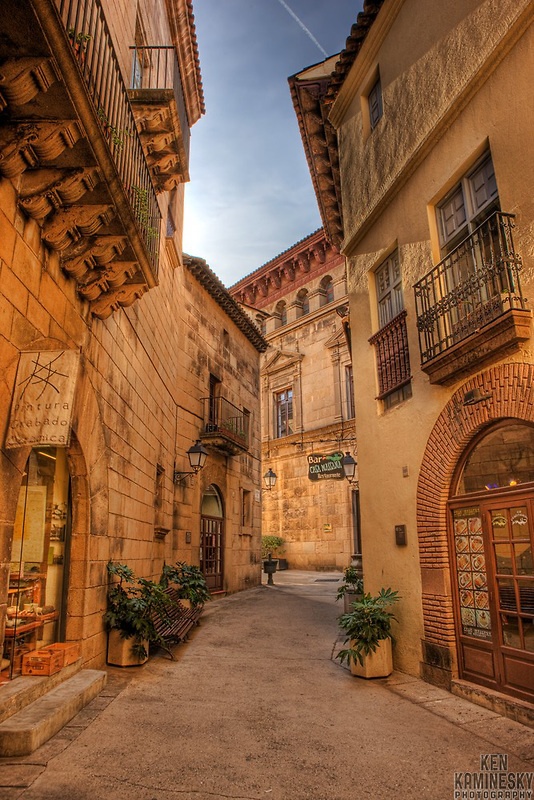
left=150, top=587, right=203, bottom=659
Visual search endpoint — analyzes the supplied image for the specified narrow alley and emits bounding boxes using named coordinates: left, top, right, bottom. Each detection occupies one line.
left=1, top=572, right=533, bottom=800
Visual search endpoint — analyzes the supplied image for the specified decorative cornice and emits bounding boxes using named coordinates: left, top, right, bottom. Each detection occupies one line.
left=229, top=229, right=342, bottom=309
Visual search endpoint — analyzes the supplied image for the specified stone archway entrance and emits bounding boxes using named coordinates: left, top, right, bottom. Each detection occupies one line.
left=200, top=485, right=224, bottom=591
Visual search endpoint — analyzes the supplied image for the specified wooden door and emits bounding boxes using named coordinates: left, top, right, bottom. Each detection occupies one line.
left=450, top=491, right=534, bottom=703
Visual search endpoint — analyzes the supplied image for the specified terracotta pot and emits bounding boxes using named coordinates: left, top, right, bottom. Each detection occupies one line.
left=349, top=637, right=393, bottom=679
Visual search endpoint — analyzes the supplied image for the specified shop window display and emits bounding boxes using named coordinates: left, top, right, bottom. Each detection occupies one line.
left=3, top=448, right=70, bottom=679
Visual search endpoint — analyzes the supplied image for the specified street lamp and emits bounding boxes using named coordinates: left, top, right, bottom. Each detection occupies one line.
left=174, top=440, right=209, bottom=484
left=342, top=452, right=358, bottom=485
left=263, top=468, right=277, bottom=491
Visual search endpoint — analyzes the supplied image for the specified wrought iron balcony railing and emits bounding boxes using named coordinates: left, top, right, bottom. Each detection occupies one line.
left=369, top=311, right=411, bottom=399
left=129, top=45, right=190, bottom=166
left=414, top=213, right=526, bottom=364
left=54, top=0, right=161, bottom=272
left=201, top=397, right=250, bottom=451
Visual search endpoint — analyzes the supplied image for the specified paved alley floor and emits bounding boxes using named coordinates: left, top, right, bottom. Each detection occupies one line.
left=1, top=570, right=533, bottom=800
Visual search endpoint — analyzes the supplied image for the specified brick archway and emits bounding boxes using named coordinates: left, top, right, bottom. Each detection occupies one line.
left=416, top=362, right=534, bottom=684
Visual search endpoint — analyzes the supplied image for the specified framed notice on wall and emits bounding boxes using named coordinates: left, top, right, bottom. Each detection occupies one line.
left=11, top=485, right=47, bottom=567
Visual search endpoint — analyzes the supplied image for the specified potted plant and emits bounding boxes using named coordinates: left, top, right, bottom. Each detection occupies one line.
left=67, top=28, right=92, bottom=60
left=336, top=588, right=400, bottom=679
left=103, top=562, right=170, bottom=666
left=261, top=535, right=287, bottom=569
left=160, top=562, right=211, bottom=608
left=336, top=565, right=364, bottom=612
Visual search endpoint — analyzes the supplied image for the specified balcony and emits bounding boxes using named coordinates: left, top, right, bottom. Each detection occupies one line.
left=414, top=213, right=531, bottom=385
left=128, top=46, right=190, bottom=192
left=369, top=311, right=411, bottom=400
left=200, top=397, right=250, bottom=456
left=0, top=0, right=162, bottom=318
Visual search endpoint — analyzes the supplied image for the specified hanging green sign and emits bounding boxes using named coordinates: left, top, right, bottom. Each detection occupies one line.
left=307, top=452, right=345, bottom=481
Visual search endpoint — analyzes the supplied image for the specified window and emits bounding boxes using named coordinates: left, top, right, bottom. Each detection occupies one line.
left=368, top=74, right=383, bottom=129
left=241, top=489, right=251, bottom=528
left=274, top=388, right=293, bottom=438
left=370, top=251, right=412, bottom=409
left=437, top=153, right=499, bottom=255
left=276, top=301, right=287, bottom=327
left=208, top=374, right=221, bottom=428
left=297, top=289, right=309, bottom=317
left=345, top=364, right=355, bottom=420
left=319, top=276, right=334, bottom=307
left=375, top=252, right=403, bottom=328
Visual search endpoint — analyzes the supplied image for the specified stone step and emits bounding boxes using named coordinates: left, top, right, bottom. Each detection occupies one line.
left=0, top=669, right=107, bottom=756
left=0, top=660, right=82, bottom=724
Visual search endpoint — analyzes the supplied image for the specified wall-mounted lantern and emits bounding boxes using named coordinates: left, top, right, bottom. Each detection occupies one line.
left=174, top=440, right=209, bottom=485
left=263, top=468, right=277, bottom=491
left=342, top=452, right=358, bottom=485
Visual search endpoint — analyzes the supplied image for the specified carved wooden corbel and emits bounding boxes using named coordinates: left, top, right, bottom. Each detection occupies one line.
left=61, top=235, right=128, bottom=280
left=90, top=283, right=147, bottom=320
left=0, top=57, right=59, bottom=107
left=78, top=261, right=139, bottom=301
left=19, top=167, right=101, bottom=222
left=0, top=120, right=82, bottom=178
left=42, top=204, right=115, bottom=251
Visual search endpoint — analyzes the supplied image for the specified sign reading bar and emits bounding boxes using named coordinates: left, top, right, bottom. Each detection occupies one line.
left=307, top=452, right=345, bottom=481
left=5, top=350, right=80, bottom=448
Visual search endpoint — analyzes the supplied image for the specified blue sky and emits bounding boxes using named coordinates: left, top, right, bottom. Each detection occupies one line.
left=182, top=1, right=363, bottom=286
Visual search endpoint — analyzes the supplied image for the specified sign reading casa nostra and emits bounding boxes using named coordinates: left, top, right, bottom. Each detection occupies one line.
left=5, top=350, right=80, bottom=449
left=307, top=452, right=345, bottom=481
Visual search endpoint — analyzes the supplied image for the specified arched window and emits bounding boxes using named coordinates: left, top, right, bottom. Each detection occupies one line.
left=297, top=289, right=309, bottom=317
left=319, top=276, right=334, bottom=306
left=275, top=301, right=287, bottom=327
left=455, top=422, right=534, bottom=495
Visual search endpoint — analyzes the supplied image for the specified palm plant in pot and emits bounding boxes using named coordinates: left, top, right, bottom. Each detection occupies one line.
left=104, top=562, right=170, bottom=666
left=160, top=562, right=211, bottom=608
left=336, top=588, right=399, bottom=678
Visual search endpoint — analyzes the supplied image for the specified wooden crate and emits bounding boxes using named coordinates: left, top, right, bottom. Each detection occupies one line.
left=21, top=649, right=64, bottom=676
left=44, top=642, right=81, bottom=666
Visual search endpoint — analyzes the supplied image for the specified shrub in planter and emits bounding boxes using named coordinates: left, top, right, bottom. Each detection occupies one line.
left=160, top=562, right=211, bottom=608
left=336, top=566, right=364, bottom=605
left=336, top=588, right=399, bottom=677
left=261, top=535, right=285, bottom=560
left=103, top=562, right=170, bottom=664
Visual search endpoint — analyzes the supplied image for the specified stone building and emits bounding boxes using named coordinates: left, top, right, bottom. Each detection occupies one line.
left=292, top=0, right=534, bottom=707
left=231, top=229, right=357, bottom=571
left=0, top=0, right=266, bottom=682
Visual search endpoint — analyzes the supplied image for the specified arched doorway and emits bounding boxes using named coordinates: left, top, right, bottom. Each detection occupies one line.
left=200, top=485, right=224, bottom=591
left=6, top=446, right=72, bottom=679
left=449, top=421, right=534, bottom=702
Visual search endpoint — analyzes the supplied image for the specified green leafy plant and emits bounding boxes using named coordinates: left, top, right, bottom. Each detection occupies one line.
left=261, top=535, right=285, bottom=560
left=130, top=185, right=160, bottom=241
left=160, top=562, right=211, bottom=608
left=103, top=562, right=171, bottom=659
left=336, top=565, right=364, bottom=601
left=68, top=28, right=92, bottom=50
left=97, top=107, right=129, bottom=151
left=336, top=588, right=400, bottom=667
